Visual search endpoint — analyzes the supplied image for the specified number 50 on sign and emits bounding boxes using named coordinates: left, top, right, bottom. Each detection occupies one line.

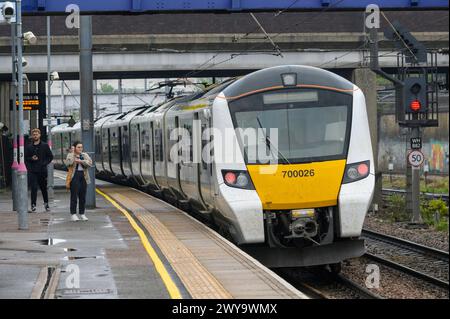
left=408, top=150, right=425, bottom=168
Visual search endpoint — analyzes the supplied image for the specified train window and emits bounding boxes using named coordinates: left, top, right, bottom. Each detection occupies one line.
left=182, top=123, right=193, bottom=163
left=154, top=128, right=164, bottom=162
left=201, top=123, right=209, bottom=171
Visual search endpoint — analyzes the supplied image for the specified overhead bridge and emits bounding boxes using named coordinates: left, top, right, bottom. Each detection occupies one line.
left=21, top=0, right=450, bottom=14
left=2, top=50, right=448, bottom=81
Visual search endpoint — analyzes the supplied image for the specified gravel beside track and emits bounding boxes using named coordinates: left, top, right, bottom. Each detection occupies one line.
left=364, top=214, right=449, bottom=252
left=342, top=257, right=449, bottom=299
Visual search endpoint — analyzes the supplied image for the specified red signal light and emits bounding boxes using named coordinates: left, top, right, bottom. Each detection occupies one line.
left=410, top=99, right=421, bottom=112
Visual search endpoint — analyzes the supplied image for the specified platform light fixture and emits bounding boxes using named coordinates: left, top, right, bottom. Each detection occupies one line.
left=50, top=71, right=60, bottom=81
left=24, top=31, right=37, bottom=45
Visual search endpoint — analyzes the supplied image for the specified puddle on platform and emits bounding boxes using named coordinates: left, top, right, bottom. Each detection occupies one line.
left=32, top=238, right=66, bottom=246
left=62, top=255, right=104, bottom=261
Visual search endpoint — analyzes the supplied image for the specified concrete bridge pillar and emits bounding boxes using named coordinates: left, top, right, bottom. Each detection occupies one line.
left=352, top=67, right=382, bottom=212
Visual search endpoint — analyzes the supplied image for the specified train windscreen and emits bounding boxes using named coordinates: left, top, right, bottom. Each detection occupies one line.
left=229, top=88, right=353, bottom=164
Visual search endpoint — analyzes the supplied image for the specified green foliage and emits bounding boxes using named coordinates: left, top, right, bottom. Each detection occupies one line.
left=100, top=83, right=114, bottom=93
left=421, top=178, right=449, bottom=195
left=385, top=194, right=409, bottom=222
left=420, top=199, right=449, bottom=232
left=383, top=175, right=448, bottom=195
left=435, top=220, right=449, bottom=232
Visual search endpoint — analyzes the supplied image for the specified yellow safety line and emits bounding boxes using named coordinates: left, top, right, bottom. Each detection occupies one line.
left=96, top=188, right=182, bottom=299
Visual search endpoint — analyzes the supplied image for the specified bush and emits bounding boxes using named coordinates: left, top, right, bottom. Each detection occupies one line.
left=421, top=199, right=449, bottom=232
left=384, top=194, right=409, bottom=222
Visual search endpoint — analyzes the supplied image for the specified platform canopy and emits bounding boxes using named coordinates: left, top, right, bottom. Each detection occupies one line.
left=21, top=0, right=450, bottom=14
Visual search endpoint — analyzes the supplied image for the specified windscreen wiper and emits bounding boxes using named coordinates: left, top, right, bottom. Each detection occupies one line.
left=256, top=117, right=291, bottom=165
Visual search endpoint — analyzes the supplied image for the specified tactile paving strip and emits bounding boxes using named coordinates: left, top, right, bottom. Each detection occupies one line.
left=111, top=193, right=232, bottom=299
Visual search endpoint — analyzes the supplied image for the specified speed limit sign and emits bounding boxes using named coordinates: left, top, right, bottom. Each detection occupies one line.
left=408, top=150, right=425, bottom=167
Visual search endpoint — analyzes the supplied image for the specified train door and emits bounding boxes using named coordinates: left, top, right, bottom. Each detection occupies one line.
left=62, top=132, right=71, bottom=167
left=95, top=128, right=102, bottom=172
left=166, top=116, right=182, bottom=196
left=153, top=119, right=167, bottom=188
left=52, top=133, right=60, bottom=166
left=101, top=128, right=109, bottom=173
left=149, top=121, right=159, bottom=188
left=137, top=123, right=143, bottom=181
left=121, top=125, right=131, bottom=177
left=118, top=127, right=125, bottom=176
left=197, top=110, right=214, bottom=207
left=58, top=133, right=64, bottom=166
left=130, top=121, right=142, bottom=184
left=107, top=128, right=113, bottom=174
left=140, top=121, right=152, bottom=185
left=178, top=115, right=197, bottom=200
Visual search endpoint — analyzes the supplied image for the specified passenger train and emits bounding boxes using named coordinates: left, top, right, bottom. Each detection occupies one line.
left=52, top=65, right=375, bottom=269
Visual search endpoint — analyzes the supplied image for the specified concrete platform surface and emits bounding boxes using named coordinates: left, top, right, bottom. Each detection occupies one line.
left=0, top=177, right=170, bottom=299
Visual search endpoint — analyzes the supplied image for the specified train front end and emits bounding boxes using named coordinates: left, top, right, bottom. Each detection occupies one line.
left=212, top=66, right=375, bottom=267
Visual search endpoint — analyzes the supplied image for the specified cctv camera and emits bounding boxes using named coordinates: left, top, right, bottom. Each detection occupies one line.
left=22, top=57, right=28, bottom=68
left=1, top=2, right=15, bottom=21
left=51, top=71, right=60, bottom=81
left=24, top=32, right=37, bottom=45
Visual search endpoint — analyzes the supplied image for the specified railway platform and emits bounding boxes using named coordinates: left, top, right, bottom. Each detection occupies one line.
left=0, top=173, right=306, bottom=299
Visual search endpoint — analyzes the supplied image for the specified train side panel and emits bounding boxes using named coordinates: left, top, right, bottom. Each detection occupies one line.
left=338, top=87, right=375, bottom=238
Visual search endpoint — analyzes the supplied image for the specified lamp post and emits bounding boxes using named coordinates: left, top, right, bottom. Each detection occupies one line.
left=47, top=16, right=54, bottom=200
left=16, top=0, right=29, bottom=229
left=10, top=20, right=18, bottom=211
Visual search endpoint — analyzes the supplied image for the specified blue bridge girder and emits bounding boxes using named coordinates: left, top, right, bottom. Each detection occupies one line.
left=21, top=0, right=450, bottom=14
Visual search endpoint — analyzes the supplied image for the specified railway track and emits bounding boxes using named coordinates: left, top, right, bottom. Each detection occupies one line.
left=362, top=229, right=449, bottom=289
left=382, top=188, right=449, bottom=204
left=275, top=268, right=383, bottom=299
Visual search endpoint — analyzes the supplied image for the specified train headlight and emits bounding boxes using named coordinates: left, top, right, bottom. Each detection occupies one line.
left=343, top=161, right=370, bottom=184
left=281, top=73, right=297, bottom=87
left=236, top=173, right=249, bottom=188
left=222, top=170, right=254, bottom=190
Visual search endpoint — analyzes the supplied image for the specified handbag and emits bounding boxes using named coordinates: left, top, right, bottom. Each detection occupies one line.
left=66, top=165, right=74, bottom=189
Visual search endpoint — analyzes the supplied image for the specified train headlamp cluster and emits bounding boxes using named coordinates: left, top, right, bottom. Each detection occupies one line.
left=222, top=170, right=254, bottom=190
left=342, top=161, right=370, bottom=184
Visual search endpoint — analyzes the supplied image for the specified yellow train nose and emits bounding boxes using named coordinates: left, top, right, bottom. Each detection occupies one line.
left=247, top=160, right=347, bottom=210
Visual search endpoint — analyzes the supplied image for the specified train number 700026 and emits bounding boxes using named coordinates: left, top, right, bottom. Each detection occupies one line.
left=282, top=169, right=315, bottom=178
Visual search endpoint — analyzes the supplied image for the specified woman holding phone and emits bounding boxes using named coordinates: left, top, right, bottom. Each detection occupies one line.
left=65, top=141, right=93, bottom=221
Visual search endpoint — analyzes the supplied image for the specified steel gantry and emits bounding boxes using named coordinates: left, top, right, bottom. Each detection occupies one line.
left=20, top=0, right=450, bottom=14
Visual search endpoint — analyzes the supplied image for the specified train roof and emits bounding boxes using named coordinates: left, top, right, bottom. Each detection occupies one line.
left=103, top=107, right=149, bottom=128
left=94, top=113, right=120, bottom=129
left=223, top=65, right=355, bottom=100
left=52, top=122, right=70, bottom=133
